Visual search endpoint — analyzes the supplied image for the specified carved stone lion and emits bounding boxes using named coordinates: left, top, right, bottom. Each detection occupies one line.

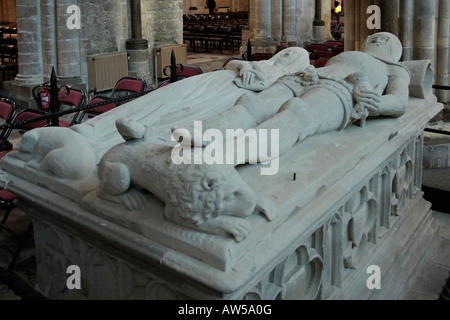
left=97, top=118, right=273, bottom=242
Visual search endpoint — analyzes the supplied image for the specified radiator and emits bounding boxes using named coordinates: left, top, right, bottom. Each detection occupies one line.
left=155, top=44, right=187, bottom=78
left=87, top=52, right=129, bottom=92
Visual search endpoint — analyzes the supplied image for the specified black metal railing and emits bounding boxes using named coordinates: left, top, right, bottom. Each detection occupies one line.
left=0, top=67, right=151, bottom=132
left=424, top=85, right=450, bottom=136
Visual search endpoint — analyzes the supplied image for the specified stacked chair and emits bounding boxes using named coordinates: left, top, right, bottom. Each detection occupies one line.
left=0, top=25, right=18, bottom=81
left=306, top=39, right=344, bottom=67
left=182, top=12, right=248, bottom=54
left=76, top=76, right=147, bottom=123
left=158, top=64, right=203, bottom=88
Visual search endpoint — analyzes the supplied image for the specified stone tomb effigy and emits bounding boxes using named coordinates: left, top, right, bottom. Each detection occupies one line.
left=0, top=37, right=444, bottom=300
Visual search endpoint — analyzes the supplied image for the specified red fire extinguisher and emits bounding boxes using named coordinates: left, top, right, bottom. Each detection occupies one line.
left=39, top=85, right=51, bottom=111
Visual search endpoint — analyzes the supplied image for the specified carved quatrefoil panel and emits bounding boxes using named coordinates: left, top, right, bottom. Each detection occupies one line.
left=243, top=245, right=323, bottom=300
left=343, top=187, right=377, bottom=269
left=275, top=245, right=323, bottom=300
left=391, top=150, right=414, bottom=216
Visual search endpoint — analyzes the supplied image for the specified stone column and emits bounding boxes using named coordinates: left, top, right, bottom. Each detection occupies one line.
left=126, top=0, right=151, bottom=84
left=56, top=0, right=82, bottom=86
left=282, top=0, right=297, bottom=46
left=312, top=0, right=325, bottom=41
left=344, top=0, right=356, bottom=51
left=344, top=0, right=370, bottom=51
left=322, top=0, right=334, bottom=40
left=231, top=0, right=248, bottom=13
left=413, top=0, right=437, bottom=63
left=346, top=0, right=400, bottom=52
left=374, top=0, right=398, bottom=35
left=436, top=0, right=449, bottom=102
left=130, top=0, right=143, bottom=39
left=271, top=0, right=282, bottom=44
left=398, top=0, right=414, bottom=61
left=14, top=0, right=44, bottom=85
left=248, top=0, right=276, bottom=52
left=41, top=0, right=57, bottom=78
left=358, top=0, right=375, bottom=50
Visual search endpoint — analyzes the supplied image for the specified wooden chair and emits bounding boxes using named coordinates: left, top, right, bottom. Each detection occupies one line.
left=157, top=80, right=171, bottom=88
left=250, top=53, right=273, bottom=61
left=57, top=87, right=87, bottom=127
left=305, top=43, right=327, bottom=53
left=176, top=65, right=203, bottom=79
left=11, top=109, right=49, bottom=133
left=0, top=98, right=16, bottom=151
left=324, top=40, right=344, bottom=49
left=314, top=57, right=331, bottom=68
left=332, top=45, right=345, bottom=56
left=108, top=76, right=147, bottom=98
left=76, top=97, right=118, bottom=123
left=310, top=50, right=334, bottom=60
left=77, top=77, right=146, bottom=123
left=159, top=65, right=203, bottom=88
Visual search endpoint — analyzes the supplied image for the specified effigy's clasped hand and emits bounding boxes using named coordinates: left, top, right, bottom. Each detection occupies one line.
left=353, top=81, right=382, bottom=116
left=299, top=68, right=320, bottom=86
left=239, top=63, right=255, bottom=87
left=352, top=80, right=382, bottom=127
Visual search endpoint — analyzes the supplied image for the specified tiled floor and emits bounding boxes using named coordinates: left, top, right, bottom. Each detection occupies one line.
left=0, top=50, right=449, bottom=300
left=405, top=211, right=450, bottom=300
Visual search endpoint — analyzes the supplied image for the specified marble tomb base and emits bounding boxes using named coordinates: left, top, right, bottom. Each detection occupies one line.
left=0, top=95, right=443, bottom=300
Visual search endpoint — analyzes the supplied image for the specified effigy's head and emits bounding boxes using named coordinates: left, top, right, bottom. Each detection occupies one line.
left=270, top=47, right=310, bottom=74
left=362, top=32, right=403, bottom=64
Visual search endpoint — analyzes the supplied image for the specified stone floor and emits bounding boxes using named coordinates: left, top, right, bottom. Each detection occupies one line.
left=0, top=49, right=449, bottom=300
left=404, top=210, right=450, bottom=300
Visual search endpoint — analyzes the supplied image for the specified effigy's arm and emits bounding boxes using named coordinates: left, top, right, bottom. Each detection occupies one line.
left=377, top=68, right=411, bottom=118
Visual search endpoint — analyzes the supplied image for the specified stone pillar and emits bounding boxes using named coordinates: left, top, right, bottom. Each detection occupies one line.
left=14, top=0, right=44, bottom=85
left=398, top=0, right=414, bottom=61
left=312, top=0, right=325, bottom=41
left=322, top=0, right=334, bottom=40
left=56, top=0, right=82, bottom=86
left=126, top=0, right=151, bottom=85
left=130, top=0, right=143, bottom=39
left=248, top=0, right=276, bottom=52
left=358, top=0, right=375, bottom=50
left=231, top=0, right=248, bottom=13
left=436, top=0, right=449, bottom=103
left=344, top=0, right=355, bottom=51
left=41, top=0, right=57, bottom=78
left=344, top=0, right=369, bottom=51
left=346, top=0, right=391, bottom=51
left=413, top=0, right=437, bottom=63
left=282, top=0, right=297, bottom=46
left=374, top=0, right=398, bottom=35
left=271, top=0, right=282, bottom=44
